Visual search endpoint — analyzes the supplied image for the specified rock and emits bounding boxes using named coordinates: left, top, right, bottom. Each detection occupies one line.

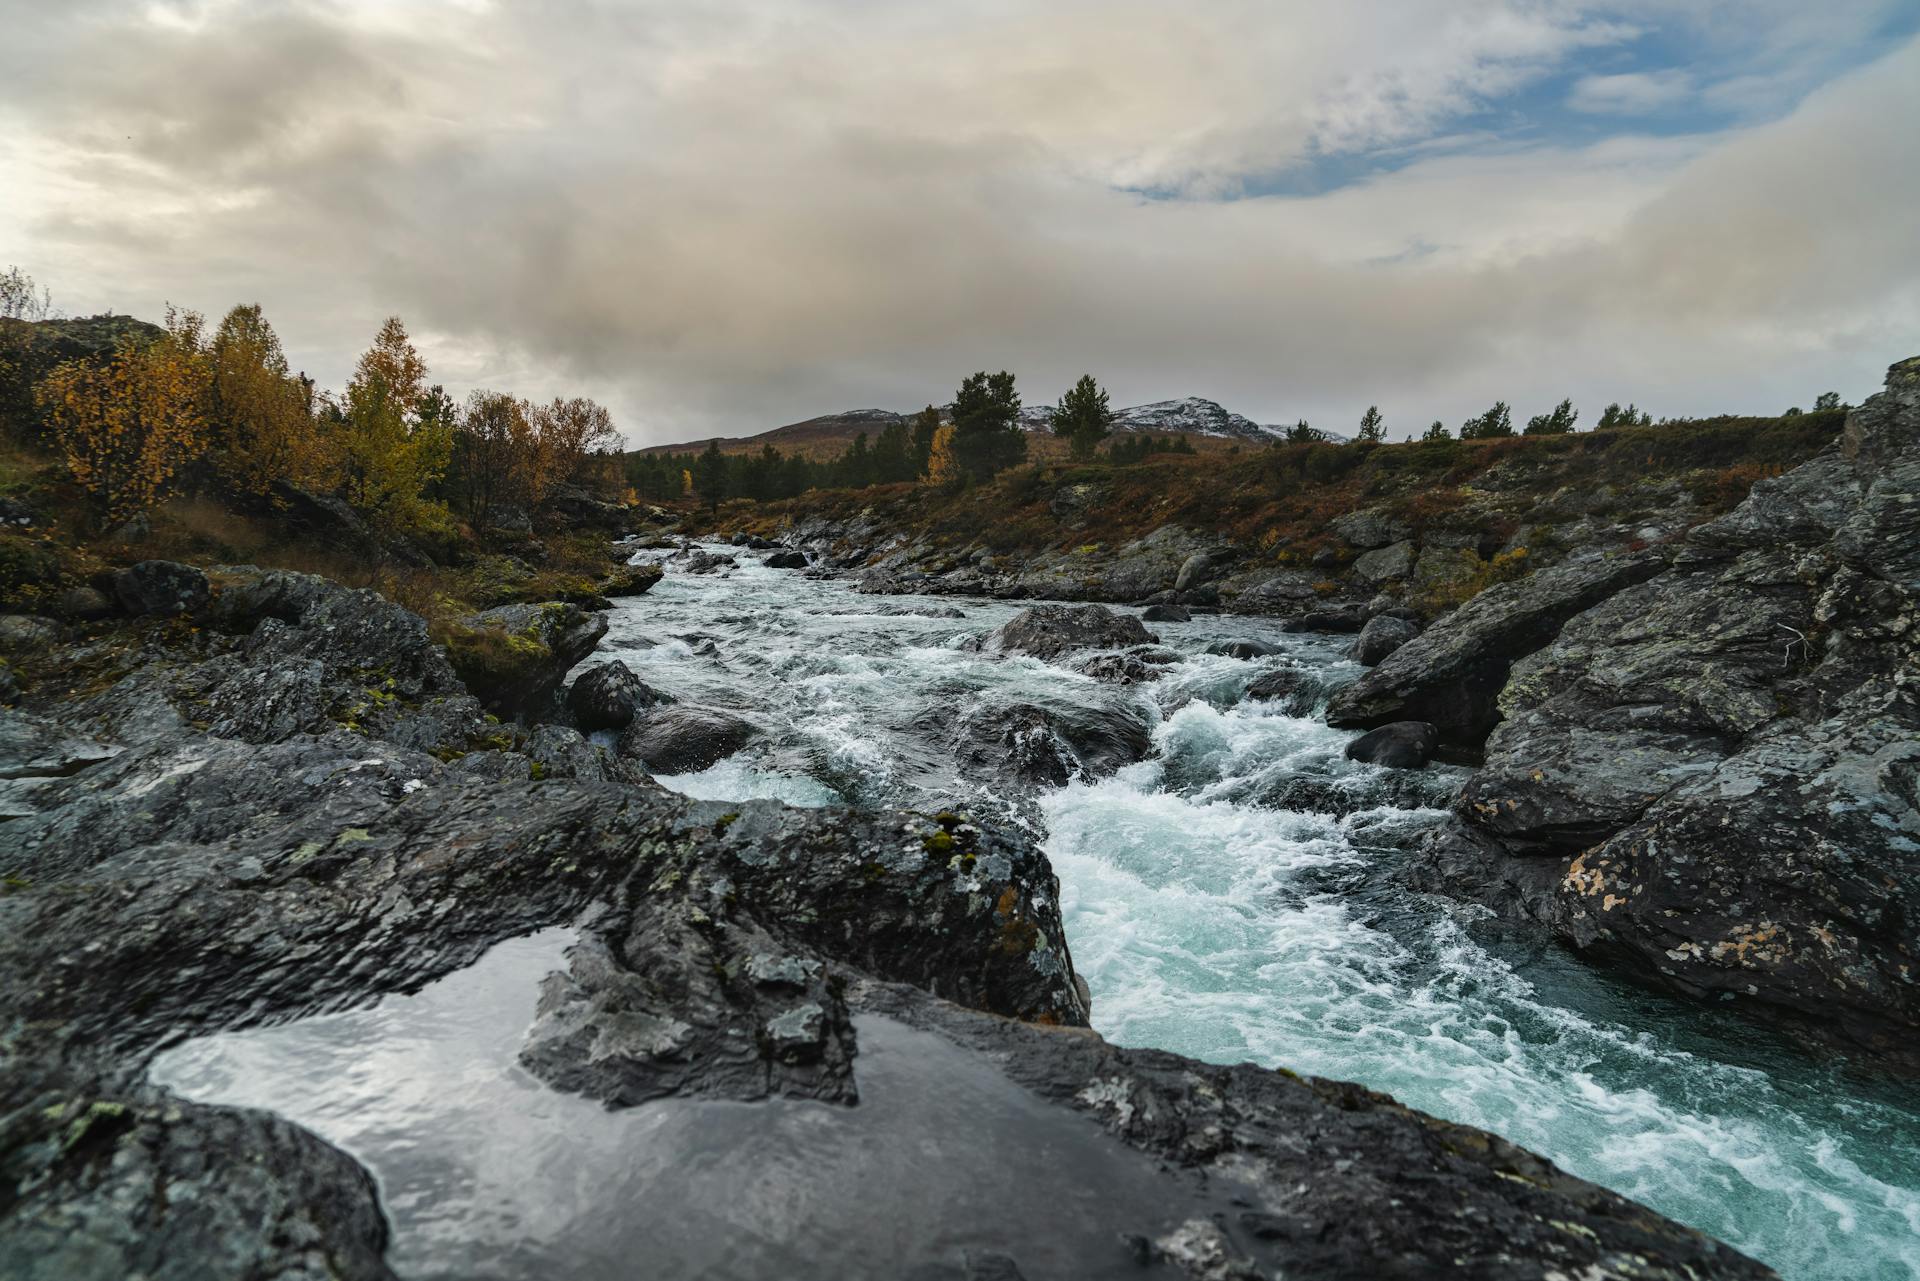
left=1139, top=603, right=1190, bottom=623
left=1348, top=614, right=1420, bottom=666
left=1076, top=645, right=1181, bottom=686
left=599, top=562, right=664, bottom=597
left=447, top=601, right=608, bottom=722
left=764, top=550, right=809, bottom=569
left=1234, top=571, right=1321, bottom=613
left=618, top=704, right=758, bottom=773
left=1173, top=552, right=1214, bottom=591
left=54, top=585, right=116, bottom=620
left=566, top=659, right=672, bottom=731
left=1283, top=608, right=1368, bottom=634
left=111, top=560, right=210, bottom=616
left=483, top=503, right=534, bottom=534
left=524, top=724, right=646, bottom=784
left=680, top=550, right=738, bottom=575
left=979, top=604, right=1157, bottom=661
left=539, top=483, right=629, bottom=532
left=1351, top=540, right=1415, bottom=585
left=0, top=614, right=60, bottom=653
left=1412, top=546, right=1484, bottom=599
left=1415, top=356, right=1920, bottom=1068
left=0, top=707, right=123, bottom=819
left=1344, top=721, right=1439, bottom=769
left=944, top=699, right=1154, bottom=788
left=107, top=512, right=153, bottom=543
left=1243, top=665, right=1328, bottom=715
left=1326, top=551, right=1667, bottom=743
left=1330, top=507, right=1412, bottom=550
left=1206, top=638, right=1279, bottom=660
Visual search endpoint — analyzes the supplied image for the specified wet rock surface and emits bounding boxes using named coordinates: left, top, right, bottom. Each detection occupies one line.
left=617, top=703, right=759, bottom=772
left=1407, top=358, right=1920, bottom=1067
left=450, top=600, right=609, bottom=722
left=0, top=549, right=1778, bottom=1279
left=566, top=657, right=670, bottom=730
left=978, top=602, right=1157, bottom=660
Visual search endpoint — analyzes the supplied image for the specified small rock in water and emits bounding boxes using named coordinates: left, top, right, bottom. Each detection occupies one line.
left=619, top=705, right=758, bottom=773
left=1140, top=603, right=1190, bottom=623
left=1206, top=638, right=1279, bottom=660
left=567, top=659, right=672, bottom=731
left=1344, top=721, right=1439, bottom=769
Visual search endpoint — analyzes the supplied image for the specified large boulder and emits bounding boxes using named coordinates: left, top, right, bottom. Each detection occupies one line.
left=978, top=603, right=1157, bottom=661
left=943, top=699, right=1154, bottom=788
left=1348, top=614, right=1420, bottom=666
left=446, top=601, right=609, bottom=722
left=1351, top=540, right=1415, bottom=585
left=1326, top=551, right=1667, bottom=744
left=1330, top=507, right=1413, bottom=550
left=600, top=562, right=664, bottom=597
left=566, top=659, right=672, bottom=731
left=618, top=704, right=758, bottom=773
left=1417, top=356, right=1920, bottom=1068
left=764, top=550, right=809, bottom=569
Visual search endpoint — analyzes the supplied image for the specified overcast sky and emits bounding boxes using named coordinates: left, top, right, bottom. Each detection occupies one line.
left=4, top=1, right=1918, bottom=445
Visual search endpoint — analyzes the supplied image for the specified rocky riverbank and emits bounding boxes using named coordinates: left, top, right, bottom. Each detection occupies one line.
left=0, top=545, right=1782, bottom=1275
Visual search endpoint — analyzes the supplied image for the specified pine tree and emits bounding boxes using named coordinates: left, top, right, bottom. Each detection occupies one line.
left=1422, top=420, right=1449, bottom=441
left=1460, top=401, right=1513, bottom=440
left=1284, top=420, right=1319, bottom=443
left=1052, top=374, right=1113, bottom=460
left=908, top=405, right=941, bottom=477
left=1814, top=391, right=1843, bottom=412
left=949, top=371, right=1025, bottom=481
left=1356, top=405, right=1385, bottom=443
left=1524, top=398, right=1578, bottom=435
left=694, top=440, right=728, bottom=512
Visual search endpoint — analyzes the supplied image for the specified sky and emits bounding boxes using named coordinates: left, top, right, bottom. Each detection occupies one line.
left=2, top=0, right=1918, bottom=446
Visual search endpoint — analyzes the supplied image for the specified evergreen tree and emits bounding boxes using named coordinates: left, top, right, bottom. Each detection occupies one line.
left=1460, top=401, right=1513, bottom=440
left=1284, top=420, right=1320, bottom=443
left=873, top=420, right=913, bottom=483
left=1052, top=374, right=1114, bottom=460
left=1356, top=405, right=1385, bottom=443
left=1422, top=419, right=1449, bottom=441
left=1814, top=391, right=1843, bottom=412
left=1595, top=402, right=1652, bottom=430
left=693, top=439, right=728, bottom=513
left=908, top=405, right=941, bottom=477
left=1524, top=398, right=1578, bottom=435
left=949, top=370, right=1025, bottom=482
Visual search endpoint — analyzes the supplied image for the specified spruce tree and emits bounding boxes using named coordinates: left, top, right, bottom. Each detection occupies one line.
left=949, top=371, right=1025, bottom=481
left=1053, top=374, right=1114, bottom=459
left=1356, top=405, right=1385, bottom=443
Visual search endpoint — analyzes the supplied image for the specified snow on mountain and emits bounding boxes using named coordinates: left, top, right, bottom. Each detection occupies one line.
left=1022, top=396, right=1279, bottom=442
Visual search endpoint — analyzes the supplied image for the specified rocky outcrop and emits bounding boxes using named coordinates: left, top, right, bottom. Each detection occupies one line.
left=1409, top=357, right=1920, bottom=1067
left=111, top=559, right=210, bottom=616
left=977, top=603, right=1157, bottom=661
left=446, top=601, right=608, bottom=722
left=1326, top=551, right=1667, bottom=742
left=599, top=561, right=664, bottom=597
left=0, top=557, right=1776, bottom=1279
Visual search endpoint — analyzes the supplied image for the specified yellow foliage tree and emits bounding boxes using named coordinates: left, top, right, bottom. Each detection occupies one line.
left=39, top=306, right=210, bottom=528
left=681, top=468, right=694, bottom=498
left=924, top=423, right=962, bottom=488
left=207, top=303, right=334, bottom=497
left=339, top=316, right=451, bottom=532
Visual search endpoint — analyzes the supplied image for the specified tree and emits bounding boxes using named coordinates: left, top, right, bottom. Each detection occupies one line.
left=949, top=370, right=1025, bottom=482
left=1053, top=374, right=1114, bottom=460
left=1814, top=391, right=1843, bottom=412
left=205, top=303, right=333, bottom=496
left=449, top=390, right=536, bottom=521
left=924, top=424, right=962, bottom=488
left=872, top=419, right=913, bottom=483
left=1524, top=398, right=1578, bottom=436
left=339, top=317, right=451, bottom=530
left=1460, top=401, right=1513, bottom=439
left=0, top=266, right=55, bottom=439
left=908, top=405, right=942, bottom=477
left=1422, top=419, right=1449, bottom=441
left=531, top=396, right=619, bottom=502
left=39, top=306, right=209, bottom=528
left=694, top=439, right=728, bottom=513
left=1284, top=420, right=1320, bottom=443
left=1595, top=402, right=1652, bottom=430
left=1356, top=405, right=1385, bottom=443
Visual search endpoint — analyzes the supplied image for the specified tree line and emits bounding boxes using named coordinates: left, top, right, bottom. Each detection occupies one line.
left=1, top=267, right=622, bottom=535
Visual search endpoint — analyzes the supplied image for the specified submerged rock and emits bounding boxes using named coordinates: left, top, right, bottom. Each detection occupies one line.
left=1077, top=645, right=1182, bottom=686
left=944, top=699, right=1154, bottom=787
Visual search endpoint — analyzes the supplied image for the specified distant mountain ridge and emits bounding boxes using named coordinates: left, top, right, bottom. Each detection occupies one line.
left=637, top=395, right=1287, bottom=457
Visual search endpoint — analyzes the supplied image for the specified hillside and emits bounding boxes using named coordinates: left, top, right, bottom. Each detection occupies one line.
left=635, top=395, right=1286, bottom=460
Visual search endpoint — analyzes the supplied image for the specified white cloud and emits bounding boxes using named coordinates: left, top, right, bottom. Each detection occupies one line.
left=1568, top=69, right=1694, bottom=114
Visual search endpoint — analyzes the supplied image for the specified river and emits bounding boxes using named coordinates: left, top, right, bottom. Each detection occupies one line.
left=155, top=544, right=1920, bottom=1280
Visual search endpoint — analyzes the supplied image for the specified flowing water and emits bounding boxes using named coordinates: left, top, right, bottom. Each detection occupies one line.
left=154, top=544, right=1920, bottom=1280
